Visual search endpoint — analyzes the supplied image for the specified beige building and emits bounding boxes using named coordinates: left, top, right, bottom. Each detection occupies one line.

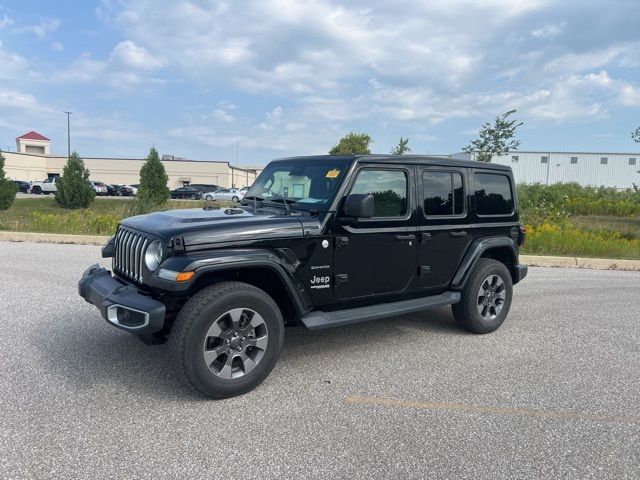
left=4, top=131, right=261, bottom=189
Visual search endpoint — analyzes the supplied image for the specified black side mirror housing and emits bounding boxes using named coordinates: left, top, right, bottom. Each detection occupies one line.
left=344, top=193, right=374, bottom=218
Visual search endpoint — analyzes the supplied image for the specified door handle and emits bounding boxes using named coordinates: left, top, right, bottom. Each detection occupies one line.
left=449, top=231, right=468, bottom=237
left=395, top=234, right=416, bottom=241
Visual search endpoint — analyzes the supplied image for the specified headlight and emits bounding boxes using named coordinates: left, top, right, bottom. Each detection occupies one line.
left=144, top=240, right=164, bottom=271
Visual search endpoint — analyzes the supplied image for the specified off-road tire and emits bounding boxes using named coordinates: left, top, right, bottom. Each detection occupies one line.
left=169, top=281, right=284, bottom=398
left=451, top=258, right=513, bottom=334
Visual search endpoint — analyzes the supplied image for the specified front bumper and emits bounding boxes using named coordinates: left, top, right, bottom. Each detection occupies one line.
left=78, top=264, right=166, bottom=334
left=512, top=264, right=528, bottom=284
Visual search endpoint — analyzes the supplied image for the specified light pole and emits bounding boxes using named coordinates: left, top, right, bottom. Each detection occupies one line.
left=63, top=111, right=72, bottom=159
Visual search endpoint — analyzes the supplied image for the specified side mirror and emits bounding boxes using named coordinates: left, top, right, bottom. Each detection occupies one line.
left=344, top=193, right=374, bottom=218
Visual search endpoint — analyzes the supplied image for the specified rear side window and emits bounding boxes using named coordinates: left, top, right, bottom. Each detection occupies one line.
left=350, top=169, right=408, bottom=217
left=474, top=173, right=514, bottom=216
left=423, top=171, right=465, bottom=216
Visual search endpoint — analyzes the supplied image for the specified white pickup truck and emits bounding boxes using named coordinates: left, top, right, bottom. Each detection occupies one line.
left=30, top=177, right=58, bottom=194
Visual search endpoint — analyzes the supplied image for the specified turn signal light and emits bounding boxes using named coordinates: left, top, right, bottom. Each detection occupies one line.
left=176, top=271, right=196, bottom=282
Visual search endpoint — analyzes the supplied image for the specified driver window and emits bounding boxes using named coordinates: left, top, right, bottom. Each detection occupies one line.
left=350, top=169, right=408, bottom=217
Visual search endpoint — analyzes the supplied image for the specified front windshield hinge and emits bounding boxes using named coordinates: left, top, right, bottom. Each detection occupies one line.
left=171, top=236, right=186, bottom=255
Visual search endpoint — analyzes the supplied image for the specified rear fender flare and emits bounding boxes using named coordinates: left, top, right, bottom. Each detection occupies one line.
left=451, top=237, right=516, bottom=290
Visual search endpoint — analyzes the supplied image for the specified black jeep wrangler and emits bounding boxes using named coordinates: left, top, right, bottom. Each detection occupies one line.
left=79, top=155, right=527, bottom=398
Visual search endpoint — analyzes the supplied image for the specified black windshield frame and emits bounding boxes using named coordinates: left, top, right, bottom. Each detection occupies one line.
left=243, top=158, right=352, bottom=212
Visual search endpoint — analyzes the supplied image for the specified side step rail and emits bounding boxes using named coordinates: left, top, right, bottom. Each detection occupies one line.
left=301, top=291, right=460, bottom=330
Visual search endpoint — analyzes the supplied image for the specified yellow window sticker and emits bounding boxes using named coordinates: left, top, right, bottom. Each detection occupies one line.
left=326, top=169, right=341, bottom=179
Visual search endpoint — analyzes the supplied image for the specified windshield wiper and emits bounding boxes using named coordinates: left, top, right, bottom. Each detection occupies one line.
left=268, top=197, right=295, bottom=214
left=242, top=195, right=264, bottom=209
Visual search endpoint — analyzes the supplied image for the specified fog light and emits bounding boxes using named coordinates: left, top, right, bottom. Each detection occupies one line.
left=106, top=305, right=149, bottom=328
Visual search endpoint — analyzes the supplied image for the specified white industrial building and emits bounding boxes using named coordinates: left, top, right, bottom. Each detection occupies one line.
left=458, top=151, right=640, bottom=189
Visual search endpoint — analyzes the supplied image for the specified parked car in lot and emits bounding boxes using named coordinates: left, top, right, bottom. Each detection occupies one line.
left=203, top=187, right=244, bottom=201
left=107, top=184, right=135, bottom=196
left=14, top=180, right=31, bottom=193
left=30, top=177, right=58, bottom=194
left=90, top=181, right=109, bottom=196
left=79, top=154, right=528, bottom=399
left=190, top=184, right=220, bottom=194
left=170, top=186, right=203, bottom=200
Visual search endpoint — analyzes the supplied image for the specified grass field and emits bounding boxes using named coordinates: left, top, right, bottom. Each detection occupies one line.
left=0, top=197, right=235, bottom=235
left=2, top=190, right=640, bottom=259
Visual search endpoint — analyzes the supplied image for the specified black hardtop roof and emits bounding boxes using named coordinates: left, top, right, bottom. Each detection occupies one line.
left=273, top=154, right=511, bottom=171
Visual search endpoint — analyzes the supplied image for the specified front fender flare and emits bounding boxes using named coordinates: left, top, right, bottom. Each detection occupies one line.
left=149, top=249, right=312, bottom=315
left=451, top=237, right=517, bottom=290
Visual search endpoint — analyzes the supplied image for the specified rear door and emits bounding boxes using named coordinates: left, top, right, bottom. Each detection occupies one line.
left=417, top=167, right=471, bottom=289
left=333, top=164, right=418, bottom=299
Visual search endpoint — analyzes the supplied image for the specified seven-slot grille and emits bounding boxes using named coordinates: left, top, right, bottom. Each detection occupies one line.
left=113, top=227, right=150, bottom=283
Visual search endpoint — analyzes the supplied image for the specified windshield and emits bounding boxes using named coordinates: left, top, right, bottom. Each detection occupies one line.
left=244, top=159, right=350, bottom=209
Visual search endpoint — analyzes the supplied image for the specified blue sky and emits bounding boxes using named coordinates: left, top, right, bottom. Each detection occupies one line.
left=1, top=0, right=639, bottom=165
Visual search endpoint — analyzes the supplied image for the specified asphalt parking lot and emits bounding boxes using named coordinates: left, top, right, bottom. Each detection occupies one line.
left=1, top=241, right=639, bottom=479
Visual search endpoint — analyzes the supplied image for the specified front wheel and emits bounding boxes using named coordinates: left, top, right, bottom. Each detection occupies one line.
left=205, top=195, right=213, bottom=201
left=232, top=196, right=239, bottom=202
left=32, top=186, right=42, bottom=194
left=451, top=258, right=513, bottom=334
left=169, top=281, right=284, bottom=398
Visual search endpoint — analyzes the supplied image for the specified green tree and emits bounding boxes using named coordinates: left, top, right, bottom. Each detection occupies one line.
left=138, top=146, right=170, bottom=206
left=391, top=137, right=411, bottom=155
left=55, top=152, right=95, bottom=209
left=632, top=126, right=640, bottom=144
left=0, top=151, right=18, bottom=210
left=329, top=131, right=373, bottom=155
left=463, top=109, right=523, bottom=162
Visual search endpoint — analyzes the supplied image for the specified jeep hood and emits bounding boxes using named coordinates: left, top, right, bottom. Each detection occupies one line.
left=120, top=206, right=307, bottom=247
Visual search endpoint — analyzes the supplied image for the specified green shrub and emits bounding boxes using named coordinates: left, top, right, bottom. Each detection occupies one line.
left=518, top=183, right=640, bottom=219
left=126, top=196, right=157, bottom=217
left=27, top=211, right=119, bottom=235
left=55, top=152, right=95, bottom=209
left=523, top=223, right=640, bottom=259
left=0, top=151, right=18, bottom=210
left=138, top=147, right=170, bottom=206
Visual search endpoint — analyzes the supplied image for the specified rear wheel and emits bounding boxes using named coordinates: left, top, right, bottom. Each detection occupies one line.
left=190, top=194, right=197, bottom=200
left=451, top=258, right=513, bottom=334
left=169, top=281, right=284, bottom=398
left=232, top=196, right=239, bottom=202
left=205, top=195, right=213, bottom=201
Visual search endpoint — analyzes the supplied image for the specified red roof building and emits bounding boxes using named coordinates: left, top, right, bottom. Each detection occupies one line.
left=17, top=131, right=50, bottom=141
left=16, top=131, right=51, bottom=154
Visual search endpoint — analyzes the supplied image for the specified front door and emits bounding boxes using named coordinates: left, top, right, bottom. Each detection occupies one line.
left=333, top=165, right=418, bottom=299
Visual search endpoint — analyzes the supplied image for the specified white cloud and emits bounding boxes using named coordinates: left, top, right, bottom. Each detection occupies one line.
left=0, top=13, right=14, bottom=29
left=51, top=42, right=64, bottom=52
left=544, top=43, right=640, bottom=73
left=213, top=108, right=234, bottom=123
left=17, top=17, right=60, bottom=38
left=531, top=22, right=565, bottom=38
left=0, top=89, right=53, bottom=113
left=110, top=40, right=165, bottom=70
left=0, top=46, right=29, bottom=80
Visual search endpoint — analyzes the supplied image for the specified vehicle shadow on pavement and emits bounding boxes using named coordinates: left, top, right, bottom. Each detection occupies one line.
left=40, top=306, right=461, bottom=401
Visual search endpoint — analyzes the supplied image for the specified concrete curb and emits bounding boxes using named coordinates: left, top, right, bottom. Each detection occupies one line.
left=1, top=231, right=639, bottom=271
left=520, top=254, right=640, bottom=271
left=0, top=231, right=109, bottom=246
